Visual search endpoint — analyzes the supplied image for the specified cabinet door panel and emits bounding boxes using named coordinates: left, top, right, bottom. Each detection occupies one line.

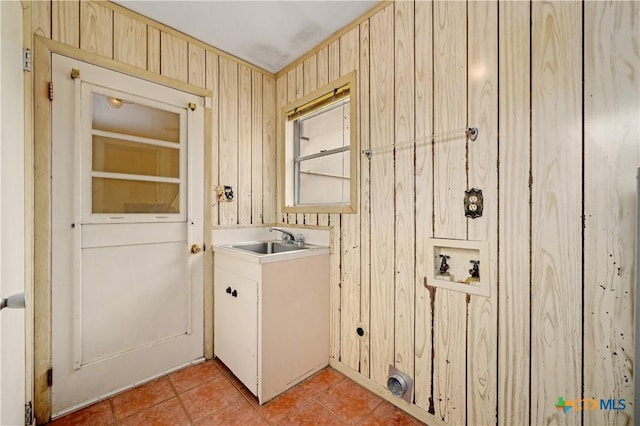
left=214, top=267, right=258, bottom=394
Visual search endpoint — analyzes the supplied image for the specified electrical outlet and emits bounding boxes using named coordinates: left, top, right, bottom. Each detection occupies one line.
left=216, top=185, right=234, bottom=202
left=464, top=188, right=483, bottom=218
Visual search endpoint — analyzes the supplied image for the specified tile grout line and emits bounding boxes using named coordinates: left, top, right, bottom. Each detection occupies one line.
left=166, top=371, right=196, bottom=425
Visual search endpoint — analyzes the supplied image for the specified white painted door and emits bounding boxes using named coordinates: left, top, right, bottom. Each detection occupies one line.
left=51, top=54, right=204, bottom=416
left=0, top=1, right=27, bottom=424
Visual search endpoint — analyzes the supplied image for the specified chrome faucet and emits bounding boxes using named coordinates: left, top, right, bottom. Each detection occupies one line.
left=269, top=227, right=305, bottom=246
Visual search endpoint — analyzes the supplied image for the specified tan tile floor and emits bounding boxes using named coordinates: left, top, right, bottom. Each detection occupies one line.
left=49, top=359, right=425, bottom=425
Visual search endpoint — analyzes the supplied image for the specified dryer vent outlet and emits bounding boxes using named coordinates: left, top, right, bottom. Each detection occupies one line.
left=387, top=365, right=413, bottom=403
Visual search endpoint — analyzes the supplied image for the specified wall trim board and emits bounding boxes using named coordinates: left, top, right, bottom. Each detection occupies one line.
left=102, top=0, right=275, bottom=78
left=275, top=1, right=393, bottom=79
left=36, top=36, right=212, bottom=98
left=329, top=359, right=447, bottom=426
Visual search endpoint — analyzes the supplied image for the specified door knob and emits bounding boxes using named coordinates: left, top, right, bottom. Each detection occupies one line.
left=190, top=244, right=202, bottom=254
left=231, top=290, right=238, bottom=297
left=226, top=287, right=232, bottom=294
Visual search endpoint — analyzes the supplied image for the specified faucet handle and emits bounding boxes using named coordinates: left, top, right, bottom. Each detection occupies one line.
left=281, top=233, right=292, bottom=243
left=295, top=234, right=305, bottom=246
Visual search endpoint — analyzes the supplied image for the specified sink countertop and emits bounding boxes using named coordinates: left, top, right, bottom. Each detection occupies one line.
left=212, top=240, right=330, bottom=264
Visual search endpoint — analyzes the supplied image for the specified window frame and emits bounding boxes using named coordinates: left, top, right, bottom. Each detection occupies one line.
left=279, top=71, right=358, bottom=214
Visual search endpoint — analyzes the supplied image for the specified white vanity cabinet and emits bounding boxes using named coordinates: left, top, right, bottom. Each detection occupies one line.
left=213, top=248, right=330, bottom=404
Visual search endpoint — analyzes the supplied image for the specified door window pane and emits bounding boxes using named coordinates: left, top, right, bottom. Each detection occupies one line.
left=92, top=178, right=179, bottom=214
left=92, top=93, right=180, bottom=143
left=92, top=136, right=179, bottom=178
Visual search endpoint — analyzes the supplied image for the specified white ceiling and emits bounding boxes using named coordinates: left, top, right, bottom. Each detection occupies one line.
left=113, top=1, right=380, bottom=73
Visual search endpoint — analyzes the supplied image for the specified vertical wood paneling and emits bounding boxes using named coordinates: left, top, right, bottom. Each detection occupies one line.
left=584, top=2, right=639, bottom=425
left=147, top=27, right=160, bottom=74
left=317, top=46, right=329, bottom=87
left=52, top=1, right=79, bottom=48
left=339, top=27, right=361, bottom=371
left=432, top=1, right=467, bottom=424
left=32, top=0, right=51, bottom=38
left=252, top=72, right=264, bottom=224
left=262, top=76, right=277, bottom=224
left=80, top=1, right=113, bottom=58
left=285, top=69, right=298, bottom=225
left=414, top=0, right=434, bottom=412
left=303, top=56, right=318, bottom=226
left=238, top=65, right=253, bottom=225
left=160, top=32, right=188, bottom=83
left=188, top=43, right=206, bottom=88
left=276, top=76, right=287, bottom=224
left=113, top=12, right=147, bottom=69
left=369, top=5, right=395, bottom=386
left=393, top=0, right=415, bottom=379
left=531, top=2, right=582, bottom=424
left=219, top=57, right=239, bottom=225
left=358, top=20, right=371, bottom=378
left=327, top=38, right=342, bottom=360
left=317, top=46, right=330, bottom=227
left=205, top=51, right=220, bottom=226
left=497, top=2, right=531, bottom=425
left=467, top=1, right=498, bottom=424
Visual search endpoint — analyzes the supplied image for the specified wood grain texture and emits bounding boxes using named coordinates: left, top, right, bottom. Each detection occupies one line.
left=316, top=46, right=331, bottom=227
left=32, top=0, right=51, bottom=38
left=113, top=12, right=147, bottom=69
left=467, top=2, right=498, bottom=424
left=188, top=43, right=206, bottom=88
left=497, top=2, right=531, bottom=425
left=218, top=57, right=239, bottom=225
left=147, top=27, right=160, bottom=74
left=413, top=0, right=434, bottom=412
left=238, top=65, right=253, bottom=225
left=205, top=51, right=219, bottom=226
left=327, top=38, right=342, bottom=360
left=33, top=36, right=54, bottom=424
left=262, top=76, right=277, bottom=224
left=303, top=55, right=318, bottom=226
left=584, top=2, right=639, bottom=425
left=160, top=31, right=188, bottom=82
left=358, top=19, right=371, bottom=378
left=276, top=75, right=287, bottom=224
left=52, top=0, right=79, bottom=48
left=368, top=5, right=395, bottom=386
left=285, top=69, right=297, bottom=225
left=531, top=1, right=582, bottom=424
left=393, top=0, right=415, bottom=379
left=252, top=72, right=264, bottom=224
left=80, top=1, right=112, bottom=58
left=339, top=27, right=361, bottom=371
left=432, top=1, right=467, bottom=424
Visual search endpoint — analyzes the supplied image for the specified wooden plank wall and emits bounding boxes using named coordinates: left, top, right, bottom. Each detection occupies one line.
left=31, top=0, right=639, bottom=424
left=36, top=0, right=277, bottom=228
left=276, top=1, right=639, bottom=425
left=30, top=0, right=277, bottom=422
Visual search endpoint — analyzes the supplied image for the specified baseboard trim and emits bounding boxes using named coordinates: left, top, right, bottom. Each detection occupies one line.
left=328, top=359, right=446, bottom=426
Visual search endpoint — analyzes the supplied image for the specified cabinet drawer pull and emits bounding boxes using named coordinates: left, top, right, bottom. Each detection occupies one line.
left=226, top=287, right=232, bottom=294
left=232, top=290, right=238, bottom=297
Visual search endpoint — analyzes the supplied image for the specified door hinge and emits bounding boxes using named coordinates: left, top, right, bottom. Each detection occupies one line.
left=47, top=367, right=53, bottom=387
left=24, top=401, right=33, bottom=426
left=48, top=82, right=53, bottom=101
left=23, top=48, right=31, bottom=72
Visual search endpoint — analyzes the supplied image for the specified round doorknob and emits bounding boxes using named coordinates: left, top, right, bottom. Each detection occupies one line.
left=190, top=244, right=202, bottom=254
